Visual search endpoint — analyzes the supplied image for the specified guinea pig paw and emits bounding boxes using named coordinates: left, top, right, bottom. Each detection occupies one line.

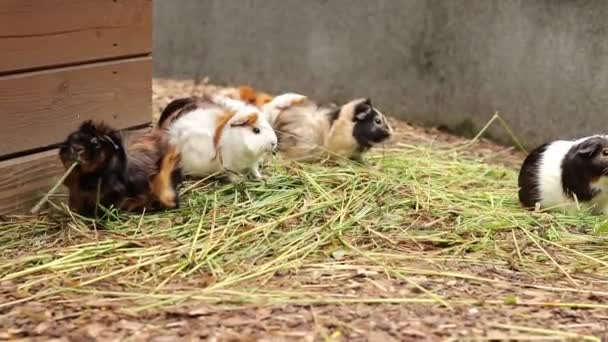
left=158, top=190, right=177, bottom=208
left=292, top=95, right=307, bottom=105
left=249, top=169, right=263, bottom=180
left=227, top=172, right=245, bottom=184
left=349, top=155, right=366, bottom=165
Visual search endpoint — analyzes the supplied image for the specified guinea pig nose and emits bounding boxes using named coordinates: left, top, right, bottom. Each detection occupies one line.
left=72, top=146, right=86, bottom=159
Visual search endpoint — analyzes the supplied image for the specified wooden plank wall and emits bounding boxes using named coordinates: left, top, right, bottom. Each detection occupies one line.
left=0, top=0, right=152, bottom=214
left=0, top=150, right=65, bottom=214
left=0, top=57, right=152, bottom=156
left=0, top=0, right=152, bottom=73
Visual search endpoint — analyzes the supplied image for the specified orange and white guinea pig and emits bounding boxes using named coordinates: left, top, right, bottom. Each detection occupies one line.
left=216, top=85, right=274, bottom=108
left=158, top=94, right=277, bottom=182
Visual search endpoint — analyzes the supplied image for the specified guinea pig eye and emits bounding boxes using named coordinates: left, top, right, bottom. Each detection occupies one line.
left=602, top=148, right=608, bottom=156
left=252, top=127, right=261, bottom=134
left=90, top=137, right=99, bottom=147
left=374, top=117, right=382, bottom=125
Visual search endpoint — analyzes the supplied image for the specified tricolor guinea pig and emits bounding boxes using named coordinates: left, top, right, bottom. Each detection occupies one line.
left=518, top=135, right=608, bottom=214
left=158, top=94, right=278, bottom=182
left=217, top=85, right=274, bottom=108
left=264, top=95, right=393, bottom=162
left=59, top=121, right=182, bottom=217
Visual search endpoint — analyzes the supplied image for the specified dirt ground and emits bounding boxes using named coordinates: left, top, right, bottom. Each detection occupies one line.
left=1, top=79, right=606, bottom=342
left=3, top=261, right=608, bottom=341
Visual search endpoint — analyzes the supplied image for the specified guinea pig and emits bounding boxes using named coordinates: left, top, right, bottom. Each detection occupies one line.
left=217, top=85, right=274, bottom=108
left=266, top=96, right=393, bottom=162
left=518, top=135, right=608, bottom=214
left=59, top=121, right=182, bottom=217
left=161, top=95, right=278, bottom=182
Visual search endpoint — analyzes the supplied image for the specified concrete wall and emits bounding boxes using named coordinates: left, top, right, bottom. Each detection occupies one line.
left=154, top=0, right=608, bottom=148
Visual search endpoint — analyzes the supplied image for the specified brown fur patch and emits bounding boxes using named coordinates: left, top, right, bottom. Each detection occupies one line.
left=121, top=129, right=183, bottom=211
left=255, top=93, right=273, bottom=106
left=72, top=146, right=110, bottom=174
left=238, top=86, right=257, bottom=103
left=324, top=104, right=358, bottom=159
left=150, top=145, right=181, bottom=207
left=291, top=96, right=306, bottom=106
left=213, top=111, right=236, bottom=150
left=124, top=129, right=179, bottom=210
left=238, top=85, right=273, bottom=107
left=242, top=112, right=259, bottom=126
left=230, top=112, right=260, bottom=127
left=127, top=133, right=158, bottom=152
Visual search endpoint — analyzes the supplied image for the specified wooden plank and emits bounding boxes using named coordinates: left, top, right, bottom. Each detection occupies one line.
left=0, top=0, right=151, bottom=73
left=0, top=149, right=64, bottom=214
left=0, top=57, right=152, bottom=157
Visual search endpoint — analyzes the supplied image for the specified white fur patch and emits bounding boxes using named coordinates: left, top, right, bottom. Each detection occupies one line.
left=262, top=93, right=308, bottom=125
left=537, top=140, right=576, bottom=212
left=169, top=108, right=223, bottom=177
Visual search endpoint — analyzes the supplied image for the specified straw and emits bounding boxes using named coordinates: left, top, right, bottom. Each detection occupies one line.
left=0, top=114, right=606, bottom=338
left=30, top=161, right=78, bottom=214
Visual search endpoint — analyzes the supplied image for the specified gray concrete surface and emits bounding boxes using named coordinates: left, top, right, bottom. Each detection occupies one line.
left=154, top=0, right=608, bottom=148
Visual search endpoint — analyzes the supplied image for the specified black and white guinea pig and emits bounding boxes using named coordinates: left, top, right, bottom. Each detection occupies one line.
left=518, top=135, right=608, bottom=214
left=264, top=95, right=393, bottom=162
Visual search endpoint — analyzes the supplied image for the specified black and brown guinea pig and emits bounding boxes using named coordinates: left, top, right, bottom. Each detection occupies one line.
left=59, top=120, right=182, bottom=217
left=518, top=135, right=608, bottom=214
left=261, top=94, right=393, bottom=162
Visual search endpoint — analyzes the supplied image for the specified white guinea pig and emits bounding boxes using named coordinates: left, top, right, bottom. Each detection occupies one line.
left=166, top=96, right=278, bottom=182
left=518, top=135, right=608, bottom=214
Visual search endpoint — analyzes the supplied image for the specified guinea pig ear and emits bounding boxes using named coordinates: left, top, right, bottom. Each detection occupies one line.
left=231, top=112, right=259, bottom=127
left=101, top=134, right=120, bottom=150
left=576, top=138, right=602, bottom=158
left=256, top=93, right=274, bottom=107
left=354, top=100, right=373, bottom=121
left=79, top=120, right=97, bottom=134
left=238, top=85, right=257, bottom=104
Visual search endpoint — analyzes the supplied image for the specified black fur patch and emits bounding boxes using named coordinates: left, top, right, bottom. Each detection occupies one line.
left=158, top=97, right=195, bottom=127
left=326, top=108, right=340, bottom=126
left=518, top=143, right=548, bottom=208
left=561, top=136, right=608, bottom=202
left=352, top=100, right=391, bottom=150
